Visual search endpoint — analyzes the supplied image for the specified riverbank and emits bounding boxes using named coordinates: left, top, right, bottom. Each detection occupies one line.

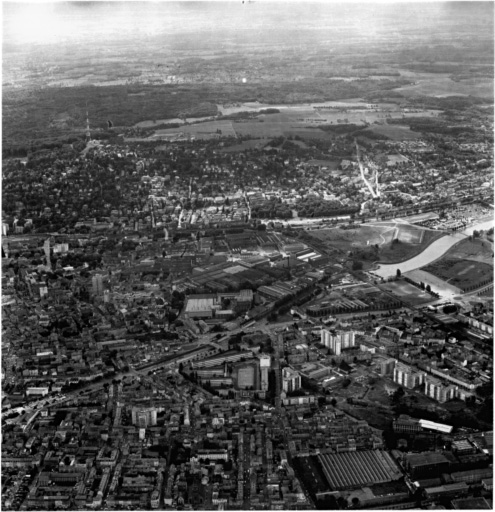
left=373, top=218, right=494, bottom=279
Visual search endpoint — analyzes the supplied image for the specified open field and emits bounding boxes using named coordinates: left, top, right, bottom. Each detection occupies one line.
left=392, top=224, right=424, bottom=244
left=404, top=268, right=463, bottom=296
left=135, top=101, right=443, bottom=142
left=220, top=139, right=271, bottom=152
left=231, top=120, right=334, bottom=140
left=311, top=223, right=439, bottom=263
left=442, top=237, right=494, bottom=265
left=311, top=224, right=399, bottom=250
left=421, top=258, right=493, bottom=293
left=134, top=116, right=215, bottom=128
left=393, top=75, right=494, bottom=98
left=341, top=402, right=394, bottom=431
left=367, top=123, right=422, bottom=140
left=381, top=279, right=434, bottom=305
left=152, top=120, right=237, bottom=139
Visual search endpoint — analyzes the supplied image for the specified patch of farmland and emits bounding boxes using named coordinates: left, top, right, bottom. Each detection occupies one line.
left=220, top=138, right=271, bottom=152
left=154, top=120, right=237, bottom=139
left=442, top=237, right=494, bottom=265
left=393, top=76, right=494, bottom=98
left=421, top=258, right=493, bottom=292
left=367, top=123, right=421, bottom=140
left=231, top=120, right=334, bottom=140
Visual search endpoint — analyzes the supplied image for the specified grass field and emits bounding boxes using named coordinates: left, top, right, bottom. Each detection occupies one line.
left=404, top=268, right=464, bottom=296
left=232, top=120, right=334, bottom=140
left=442, top=237, right=494, bottom=265
left=153, top=119, right=237, bottom=139
left=394, top=224, right=424, bottom=244
left=367, top=123, right=421, bottom=140
left=393, top=76, right=494, bottom=98
left=311, top=223, right=435, bottom=262
left=381, top=280, right=434, bottom=305
left=421, top=258, right=493, bottom=292
left=220, top=139, right=271, bottom=152
left=132, top=100, right=443, bottom=142
left=311, top=224, right=398, bottom=250
left=341, top=403, right=394, bottom=431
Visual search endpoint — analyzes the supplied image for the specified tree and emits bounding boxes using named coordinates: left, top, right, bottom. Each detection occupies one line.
left=352, top=260, right=363, bottom=271
left=392, top=386, right=405, bottom=404
left=351, top=497, right=361, bottom=509
left=396, top=268, right=401, bottom=277
left=426, top=284, right=431, bottom=292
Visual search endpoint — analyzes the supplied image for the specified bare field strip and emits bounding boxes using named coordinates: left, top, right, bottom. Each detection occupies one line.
left=381, top=280, right=434, bottom=305
left=394, top=76, right=494, bottom=98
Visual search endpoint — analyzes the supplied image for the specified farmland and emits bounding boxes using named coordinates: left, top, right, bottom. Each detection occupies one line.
left=365, top=123, right=421, bottom=141
left=421, top=258, right=493, bottom=293
left=151, top=120, right=237, bottom=140
left=441, top=237, right=494, bottom=265
left=220, top=139, right=271, bottom=153
left=393, top=75, right=494, bottom=99
left=138, top=102, right=443, bottom=142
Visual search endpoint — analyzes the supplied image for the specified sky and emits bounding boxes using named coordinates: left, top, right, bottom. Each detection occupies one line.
left=3, top=1, right=493, bottom=47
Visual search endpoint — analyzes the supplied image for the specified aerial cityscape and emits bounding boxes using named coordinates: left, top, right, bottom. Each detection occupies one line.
left=1, top=1, right=493, bottom=511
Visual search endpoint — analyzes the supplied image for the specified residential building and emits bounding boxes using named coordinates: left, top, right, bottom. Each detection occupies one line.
left=393, top=363, right=425, bottom=389
left=282, top=367, right=301, bottom=393
left=131, top=407, right=157, bottom=428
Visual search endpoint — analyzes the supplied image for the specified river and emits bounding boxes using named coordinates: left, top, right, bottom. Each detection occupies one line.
left=373, top=218, right=494, bottom=279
